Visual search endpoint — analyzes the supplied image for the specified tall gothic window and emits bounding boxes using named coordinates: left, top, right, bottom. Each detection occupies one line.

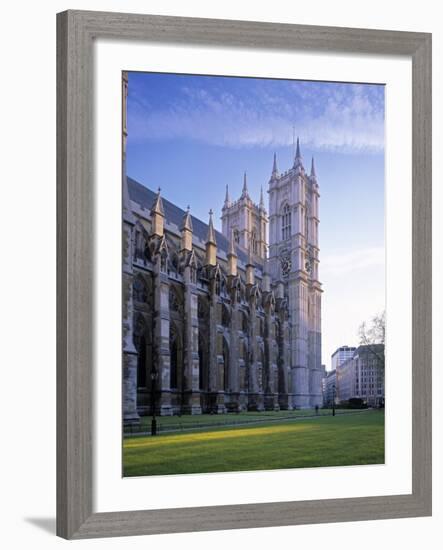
left=137, top=335, right=147, bottom=388
left=251, top=231, right=257, bottom=255
left=170, top=323, right=178, bottom=389
left=233, top=229, right=240, bottom=244
left=223, top=338, right=230, bottom=392
left=133, top=274, right=148, bottom=303
left=282, top=204, right=291, bottom=241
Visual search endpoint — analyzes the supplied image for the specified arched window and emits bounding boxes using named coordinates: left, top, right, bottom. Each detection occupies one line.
left=251, top=231, right=257, bottom=255
left=282, top=204, right=291, bottom=241
left=169, top=285, right=181, bottom=313
left=260, top=349, right=266, bottom=393
left=198, top=333, right=206, bottom=390
left=170, top=323, right=178, bottom=389
left=233, top=229, right=240, bottom=244
left=223, top=338, right=230, bottom=391
left=133, top=314, right=147, bottom=389
left=137, top=335, right=147, bottom=388
left=222, top=304, right=230, bottom=327
left=242, top=311, right=248, bottom=333
left=133, top=274, right=148, bottom=303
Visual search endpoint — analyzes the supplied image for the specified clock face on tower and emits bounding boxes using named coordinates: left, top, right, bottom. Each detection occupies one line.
left=280, top=254, right=291, bottom=278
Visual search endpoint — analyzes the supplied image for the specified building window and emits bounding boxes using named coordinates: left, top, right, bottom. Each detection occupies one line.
left=233, top=229, right=240, bottom=244
left=251, top=231, right=257, bottom=255
left=282, top=204, right=291, bottom=241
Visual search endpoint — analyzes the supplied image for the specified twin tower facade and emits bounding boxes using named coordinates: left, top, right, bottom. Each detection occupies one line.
left=122, top=74, right=322, bottom=422
left=220, top=142, right=323, bottom=411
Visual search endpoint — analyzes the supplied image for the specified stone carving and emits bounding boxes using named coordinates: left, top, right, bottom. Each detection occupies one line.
left=280, top=253, right=291, bottom=278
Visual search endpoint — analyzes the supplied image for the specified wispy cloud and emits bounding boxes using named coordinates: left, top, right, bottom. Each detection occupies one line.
left=321, top=247, right=385, bottom=277
left=127, top=75, right=385, bottom=153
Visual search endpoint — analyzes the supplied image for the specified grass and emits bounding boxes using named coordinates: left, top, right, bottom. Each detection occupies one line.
left=123, top=409, right=384, bottom=477
left=124, top=408, right=339, bottom=435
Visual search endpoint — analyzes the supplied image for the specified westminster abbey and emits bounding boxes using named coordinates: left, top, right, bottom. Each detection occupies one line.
left=122, top=74, right=323, bottom=423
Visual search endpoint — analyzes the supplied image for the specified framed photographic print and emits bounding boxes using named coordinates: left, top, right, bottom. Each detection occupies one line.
left=57, top=10, right=432, bottom=539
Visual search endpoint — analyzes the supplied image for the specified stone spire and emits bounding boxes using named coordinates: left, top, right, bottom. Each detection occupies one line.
left=227, top=229, right=238, bottom=277
left=181, top=205, right=193, bottom=232
left=293, top=137, right=304, bottom=170
left=271, top=152, right=279, bottom=179
left=205, top=209, right=217, bottom=266
left=151, top=187, right=165, bottom=236
left=223, top=184, right=231, bottom=208
left=241, top=171, right=249, bottom=198
left=310, top=156, right=317, bottom=179
left=206, top=209, right=216, bottom=245
left=259, top=186, right=265, bottom=210
left=180, top=205, right=193, bottom=251
left=151, top=187, right=164, bottom=216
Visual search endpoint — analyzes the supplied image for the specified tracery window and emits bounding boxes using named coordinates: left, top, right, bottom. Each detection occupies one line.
left=133, top=275, right=148, bottom=303
left=281, top=204, right=291, bottom=241
left=169, top=285, right=181, bottom=313
left=222, top=304, right=230, bottom=327
left=251, top=231, right=257, bottom=255
left=241, top=311, right=248, bottom=333
left=134, top=230, right=142, bottom=260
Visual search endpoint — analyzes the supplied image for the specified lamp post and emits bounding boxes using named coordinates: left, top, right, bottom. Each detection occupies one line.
left=151, top=369, right=158, bottom=435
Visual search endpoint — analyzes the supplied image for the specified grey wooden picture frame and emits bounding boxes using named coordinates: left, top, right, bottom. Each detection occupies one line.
left=57, top=9, right=432, bottom=540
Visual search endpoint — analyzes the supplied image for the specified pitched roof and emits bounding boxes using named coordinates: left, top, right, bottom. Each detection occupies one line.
left=127, top=177, right=251, bottom=265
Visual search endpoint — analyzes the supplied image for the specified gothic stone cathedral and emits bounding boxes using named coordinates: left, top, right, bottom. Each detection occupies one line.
left=122, top=74, right=323, bottom=423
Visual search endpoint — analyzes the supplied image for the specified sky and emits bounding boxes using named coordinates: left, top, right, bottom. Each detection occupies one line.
left=126, top=72, right=385, bottom=368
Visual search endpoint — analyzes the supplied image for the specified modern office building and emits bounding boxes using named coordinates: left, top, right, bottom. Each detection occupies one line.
left=336, top=345, right=384, bottom=407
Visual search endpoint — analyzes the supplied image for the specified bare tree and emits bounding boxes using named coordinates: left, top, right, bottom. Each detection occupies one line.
left=358, top=311, right=385, bottom=371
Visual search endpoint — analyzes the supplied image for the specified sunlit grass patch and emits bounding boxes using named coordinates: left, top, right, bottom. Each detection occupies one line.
left=123, top=410, right=384, bottom=477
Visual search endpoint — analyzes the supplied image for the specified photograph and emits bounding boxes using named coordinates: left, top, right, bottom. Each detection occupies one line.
left=121, top=70, right=386, bottom=477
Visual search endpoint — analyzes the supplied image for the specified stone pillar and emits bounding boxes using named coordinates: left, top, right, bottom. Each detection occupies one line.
left=208, top=286, right=225, bottom=413
left=309, top=286, right=323, bottom=407
left=289, top=276, right=310, bottom=408
left=247, top=292, right=262, bottom=411
left=264, top=297, right=279, bottom=411
left=276, top=298, right=290, bottom=411
left=153, top=258, right=172, bottom=415
left=122, top=72, right=139, bottom=425
left=122, top=223, right=140, bottom=425
left=227, top=301, right=240, bottom=411
left=182, top=266, right=202, bottom=414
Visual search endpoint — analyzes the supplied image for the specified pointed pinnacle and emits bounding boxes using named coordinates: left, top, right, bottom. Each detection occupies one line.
left=242, top=171, right=248, bottom=197
left=295, top=137, right=301, bottom=159
left=224, top=184, right=231, bottom=206
left=259, top=185, right=265, bottom=209
left=206, top=209, right=217, bottom=245
left=293, top=137, right=304, bottom=170
left=151, top=187, right=165, bottom=216
left=311, top=156, right=317, bottom=178
left=272, top=152, right=278, bottom=177
left=181, top=205, right=193, bottom=232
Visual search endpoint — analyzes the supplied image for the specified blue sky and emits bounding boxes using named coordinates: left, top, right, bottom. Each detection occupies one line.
left=126, top=72, right=385, bottom=366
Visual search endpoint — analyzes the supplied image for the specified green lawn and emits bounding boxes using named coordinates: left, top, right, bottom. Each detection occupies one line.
left=124, top=408, right=338, bottom=435
left=123, top=409, right=384, bottom=477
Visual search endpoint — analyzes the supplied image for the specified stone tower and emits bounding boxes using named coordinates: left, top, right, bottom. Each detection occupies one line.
left=221, top=173, right=267, bottom=263
left=268, top=141, right=323, bottom=408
